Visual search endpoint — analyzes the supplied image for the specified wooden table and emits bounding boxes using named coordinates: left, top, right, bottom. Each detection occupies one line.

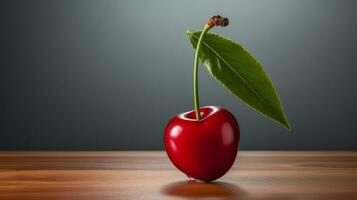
left=0, top=151, right=356, bottom=200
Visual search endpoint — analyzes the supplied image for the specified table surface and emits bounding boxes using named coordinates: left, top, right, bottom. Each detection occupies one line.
left=0, top=151, right=356, bottom=200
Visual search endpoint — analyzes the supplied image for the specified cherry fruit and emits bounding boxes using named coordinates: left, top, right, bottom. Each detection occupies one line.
left=164, top=106, right=239, bottom=182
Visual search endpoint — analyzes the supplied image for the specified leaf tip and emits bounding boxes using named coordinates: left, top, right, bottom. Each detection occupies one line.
left=281, top=117, right=292, bottom=132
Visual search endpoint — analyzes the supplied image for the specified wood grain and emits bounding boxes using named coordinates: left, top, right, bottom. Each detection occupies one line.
left=0, top=151, right=356, bottom=200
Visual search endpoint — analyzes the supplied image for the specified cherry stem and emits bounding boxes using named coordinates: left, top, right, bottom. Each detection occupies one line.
left=193, top=24, right=211, bottom=120
left=193, top=15, right=229, bottom=120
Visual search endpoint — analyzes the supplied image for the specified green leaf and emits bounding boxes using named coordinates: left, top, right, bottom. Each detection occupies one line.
left=187, top=30, right=291, bottom=130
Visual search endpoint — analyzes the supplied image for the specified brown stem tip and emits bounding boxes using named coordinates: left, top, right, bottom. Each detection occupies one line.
left=207, top=15, right=229, bottom=27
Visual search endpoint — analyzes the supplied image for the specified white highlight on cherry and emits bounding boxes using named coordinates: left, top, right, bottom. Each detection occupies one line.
left=222, top=122, right=234, bottom=146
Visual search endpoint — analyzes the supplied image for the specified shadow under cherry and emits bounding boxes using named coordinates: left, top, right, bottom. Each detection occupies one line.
left=162, top=180, right=246, bottom=199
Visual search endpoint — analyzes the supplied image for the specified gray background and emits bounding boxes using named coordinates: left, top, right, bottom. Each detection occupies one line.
left=1, top=0, right=356, bottom=150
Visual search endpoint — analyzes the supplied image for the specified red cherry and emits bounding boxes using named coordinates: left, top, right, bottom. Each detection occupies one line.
left=164, top=106, right=240, bottom=182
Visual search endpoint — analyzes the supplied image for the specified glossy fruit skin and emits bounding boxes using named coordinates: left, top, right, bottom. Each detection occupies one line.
left=164, top=106, right=240, bottom=182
